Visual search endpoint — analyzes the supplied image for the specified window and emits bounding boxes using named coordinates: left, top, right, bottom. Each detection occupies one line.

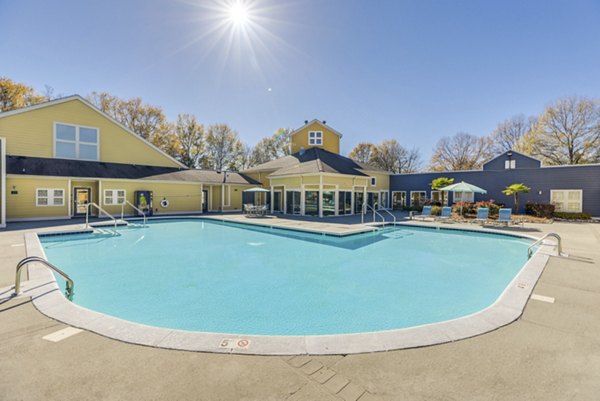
left=392, top=191, right=406, bottom=210
left=410, top=191, right=426, bottom=206
left=104, top=189, right=126, bottom=205
left=505, top=159, right=516, bottom=169
left=379, top=191, right=388, bottom=209
left=55, top=123, right=99, bottom=161
left=431, top=191, right=449, bottom=205
left=370, top=177, right=377, bottom=186
left=36, top=188, right=64, bottom=207
left=454, top=191, right=474, bottom=203
left=308, top=131, right=323, bottom=146
left=551, top=190, right=582, bottom=213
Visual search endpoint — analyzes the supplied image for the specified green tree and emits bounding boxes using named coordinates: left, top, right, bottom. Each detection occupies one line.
left=430, top=177, right=454, bottom=205
left=250, top=128, right=292, bottom=166
left=502, top=183, right=530, bottom=213
left=0, top=77, right=47, bottom=112
left=349, top=142, right=378, bottom=164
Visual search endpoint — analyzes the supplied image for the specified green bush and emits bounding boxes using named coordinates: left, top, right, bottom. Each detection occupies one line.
left=553, top=212, right=592, bottom=220
left=525, top=202, right=555, bottom=218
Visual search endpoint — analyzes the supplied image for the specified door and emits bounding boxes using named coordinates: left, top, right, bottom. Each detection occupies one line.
left=202, top=190, right=208, bottom=213
left=273, top=191, right=282, bottom=212
left=74, top=188, right=91, bottom=215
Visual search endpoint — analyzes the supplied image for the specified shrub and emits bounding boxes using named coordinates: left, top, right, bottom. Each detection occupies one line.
left=553, top=212, right=592, bottom=220
left=430, top=206, right=442, bottom=216
left=474, top=200, right=502, bottom=217
left=525, top=203, right=555, bottom=218
left=452, top=201, right=475, bottom=216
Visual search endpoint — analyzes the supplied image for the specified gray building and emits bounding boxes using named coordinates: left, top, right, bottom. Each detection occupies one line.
left=390, top=150, right=600, bottom=217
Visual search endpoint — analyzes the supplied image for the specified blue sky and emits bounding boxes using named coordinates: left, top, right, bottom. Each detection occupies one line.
left=1, top=0, right=599, bottom=159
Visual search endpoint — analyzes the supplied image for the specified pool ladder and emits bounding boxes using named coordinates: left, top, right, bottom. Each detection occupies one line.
left=14, top=256, right=74, bottom=301
left=527, top=233, right=563, bottom=259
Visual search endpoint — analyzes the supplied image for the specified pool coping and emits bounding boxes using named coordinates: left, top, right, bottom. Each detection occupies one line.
left=19, top=218, right=555, bottom=355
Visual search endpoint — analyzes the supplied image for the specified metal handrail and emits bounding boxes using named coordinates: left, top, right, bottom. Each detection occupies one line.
left=528, top=233, right=562, bottom=258
left=85, top=202, right=118, bottom=234
left=120, top=200, right=147, bottom=226
left=380, top=207, right=397, bottom=225
left=365, top=202, right=385, bottom=224
left=14, top=256, right=74, bottom=301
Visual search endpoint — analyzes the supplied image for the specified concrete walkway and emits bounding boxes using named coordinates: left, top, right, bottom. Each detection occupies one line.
left=1, top=217, right=599, bottom=400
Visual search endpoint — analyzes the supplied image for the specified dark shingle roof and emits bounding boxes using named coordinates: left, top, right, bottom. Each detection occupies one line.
left=6, top=156, right=260, bottom=185
left=244, top=147, right=388, bottom=177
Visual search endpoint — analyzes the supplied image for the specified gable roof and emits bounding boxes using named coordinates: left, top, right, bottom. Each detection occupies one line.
left=0, top=95, right=187, bottom=169
left=244, top=147, right=389, bottom=177
left=482, top=150, right=541, bottom=167
left=6, top=155, right=260, bottom=185
left=290, top=119, right=343, bottom=138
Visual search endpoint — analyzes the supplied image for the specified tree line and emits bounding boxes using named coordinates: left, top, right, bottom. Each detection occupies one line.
left=2, top=77, right=599, bottom=172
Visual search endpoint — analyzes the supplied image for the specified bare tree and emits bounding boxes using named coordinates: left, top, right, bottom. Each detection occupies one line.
left=397, top=147, right=422, bottom=173
left=523, top=96, right=600, bottom=165
left=429, top=132, right=493, bottom=171
left=203, top=124, right=243, bottom=171
left=489, top=114, right=536, bottom=154
left=172, top=114, right=205, bottom=168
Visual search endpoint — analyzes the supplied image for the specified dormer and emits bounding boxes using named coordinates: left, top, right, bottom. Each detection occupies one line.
left=482, top=150, right=541, bottom=171
left=290, top=119, right=342, bottom=154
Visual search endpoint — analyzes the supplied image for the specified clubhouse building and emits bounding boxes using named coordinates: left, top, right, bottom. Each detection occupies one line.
left=0, top=96, right=599, bottom=228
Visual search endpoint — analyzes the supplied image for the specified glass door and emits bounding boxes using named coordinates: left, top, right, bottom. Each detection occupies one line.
left=74, top=188, right=91, bottom=215
left=392, top=192, right=406, bottom=210
left=273, top=191, right=282, bottom=212
left=354, top=192, right=364, bottom=214
left=304, top=191, right=319, bottom=216
left=286, top=191, right=301, bottom=214
left=322, top=191, right=335, bottom=216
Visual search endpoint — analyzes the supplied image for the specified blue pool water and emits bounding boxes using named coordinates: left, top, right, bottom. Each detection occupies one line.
left=40, top=219, right=531, bottom=335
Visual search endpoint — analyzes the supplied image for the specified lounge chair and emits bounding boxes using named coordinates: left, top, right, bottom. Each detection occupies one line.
left=472, top=207, right=490, bottom=225
left=413, top=205, right=433, bottom=221
left=496, top=208, right=520, bottom=226
left=437, top=206, right=453, bottom=222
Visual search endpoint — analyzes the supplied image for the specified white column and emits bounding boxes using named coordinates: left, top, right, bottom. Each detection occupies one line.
left=283, top=186, right=287, bottom=214
left=199, top=183, right=203, bottom=213
left=363, top=186, right=367, bottom=214
left=300, top=186, right=305, bottom=216
left=334, top=185, right=339, bottom=216
left=0, top=137, right=6, bottom=228
left=318, top=176, right=323, bottom=218
left=221, top=184, right=224, bottom=211
left=67, top=179, right=72, bottom=217
left=270, top=187, right=274, bottom=213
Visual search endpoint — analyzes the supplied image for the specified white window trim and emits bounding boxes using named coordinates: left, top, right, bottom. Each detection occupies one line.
left=550, top=189, right=583, bottom=213
left=54, top=121, right=100, bottom=161
left=505, top=159, right=516, bottom=169
left=410, top=191, right=427, bottom=206
left=392, top=191, right=407, bottom=208
left=431, top=190, right=449, bottom=205
left=379, top=191, right=389, bottom=209
left=36, top=188, right=65, bottom=207
left=453, top=191, right=475, bottom=203
left=103, top=189, right=127, bottom=205
left=370, top=177, right=377, bottom=187
left=308, top=131, right=323, bottom=146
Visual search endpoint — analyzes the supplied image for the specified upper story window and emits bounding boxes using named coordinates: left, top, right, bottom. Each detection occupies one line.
left=370, top=177, right=377, bottom=186
left=308, top=131, right=323, bottom=146
left=505, top=159, right=516, bottom=169
left=55, top=122, right=99, bottom=161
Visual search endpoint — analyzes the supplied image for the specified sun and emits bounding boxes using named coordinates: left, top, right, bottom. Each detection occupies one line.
left=228, top=1, right=250, bottom=26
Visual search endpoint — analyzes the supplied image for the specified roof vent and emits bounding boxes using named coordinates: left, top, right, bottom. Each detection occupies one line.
left=304, top=120, right=308, bottom=124
left=322, top=120, right=326, bottom=124
left=299, top=147, right=305, bottom=155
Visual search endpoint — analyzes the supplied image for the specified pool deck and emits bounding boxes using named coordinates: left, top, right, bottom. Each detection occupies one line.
left=1, top=215, right=600, bottom=400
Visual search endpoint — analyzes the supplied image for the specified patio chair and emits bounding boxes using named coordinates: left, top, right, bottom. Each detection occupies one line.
left=496, top=208, right=518, bottom=226
left=256, top=204, right=269, bottom=216
left=472, top=208, right=490, bottom=225
left=413, top=205, right=433, bottom=221
left=244, top=204, right=257, bottom=216
left=437, top=206, right=453, bottom=222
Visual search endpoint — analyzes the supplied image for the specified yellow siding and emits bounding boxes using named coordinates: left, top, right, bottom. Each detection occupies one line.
left=270, top=176, right=302, bottom=189
left=244, top=172, right=270, bottom=188
left=365, top=172, right=390, bottom=191
left=100, top=180, right=203, bottom=215
left=0, top=98, right=181, bottom=167
left=290, top=122, right=341, bottom=154
left=6, top=177, right=69, bottom=220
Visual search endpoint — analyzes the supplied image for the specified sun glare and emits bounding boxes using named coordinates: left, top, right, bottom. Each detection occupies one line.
left=228, top=2, right=249, bottom=25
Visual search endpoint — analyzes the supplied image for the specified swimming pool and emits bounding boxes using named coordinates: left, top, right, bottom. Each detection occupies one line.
left=39, top=219, right=533, bottom=336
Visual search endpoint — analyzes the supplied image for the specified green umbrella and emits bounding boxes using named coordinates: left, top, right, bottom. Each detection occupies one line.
left=438, top=181, right=487, bottom=216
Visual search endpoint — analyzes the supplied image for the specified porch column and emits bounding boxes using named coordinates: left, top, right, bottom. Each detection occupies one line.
left=199, top=183, right=203, bottom=213
left=363, top=186, right=367, bottom=214
left=270, top=187, right=274, bottom=214
left=334, top=185, right=339, bottom=216
left=221, top=184, right=224, bottom=211
left=300, top=186, right=305, bottom=215
left=318, top=176, right=323, bottom=218
left=283, top=187, right=287, bottom=214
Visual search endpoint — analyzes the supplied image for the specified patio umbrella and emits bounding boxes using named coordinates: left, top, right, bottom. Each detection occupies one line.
left=243, top=187, right=270, bottom=205
left=438, top=181, right=487, bottom=216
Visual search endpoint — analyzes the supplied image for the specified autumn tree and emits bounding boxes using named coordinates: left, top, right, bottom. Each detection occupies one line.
left=171, top=114, right=205, bottom=168
left=0, top=77, right=47, bottom=112
left=489, top=114, right=536, bottom=155
left=522, top=96, right=600, bottom=165
left=250, top=128, right=292, bottom=166
left=371, top=139, right=422, bottom=173
left=429, top=132, right=492, bottom=171
left=349, top=143, right=378, bottom=164
left=87, top=91, right=172, bottom=151
left=203, top=123, right=244, bottom=170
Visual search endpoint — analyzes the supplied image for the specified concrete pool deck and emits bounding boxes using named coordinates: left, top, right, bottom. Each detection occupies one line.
left=1, top=216, right=599, bottom=400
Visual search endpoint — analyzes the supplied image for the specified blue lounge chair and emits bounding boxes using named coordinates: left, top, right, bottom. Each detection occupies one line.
left=473, top=207, right=490, bottom=225
left=437, top=206, right=452, bottom=222
left=497, top=208, right=518, bottom=226
left=413, top=205, right=433, bottom=220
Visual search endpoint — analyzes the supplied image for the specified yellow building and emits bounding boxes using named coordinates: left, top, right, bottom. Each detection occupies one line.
left=244, top=120, right=390, bottom=217
left=0, top=96, right=258, bottom=226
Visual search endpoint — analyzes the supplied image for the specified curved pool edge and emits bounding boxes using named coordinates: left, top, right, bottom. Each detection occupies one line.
left=21, top=224, right=554, bottom=355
